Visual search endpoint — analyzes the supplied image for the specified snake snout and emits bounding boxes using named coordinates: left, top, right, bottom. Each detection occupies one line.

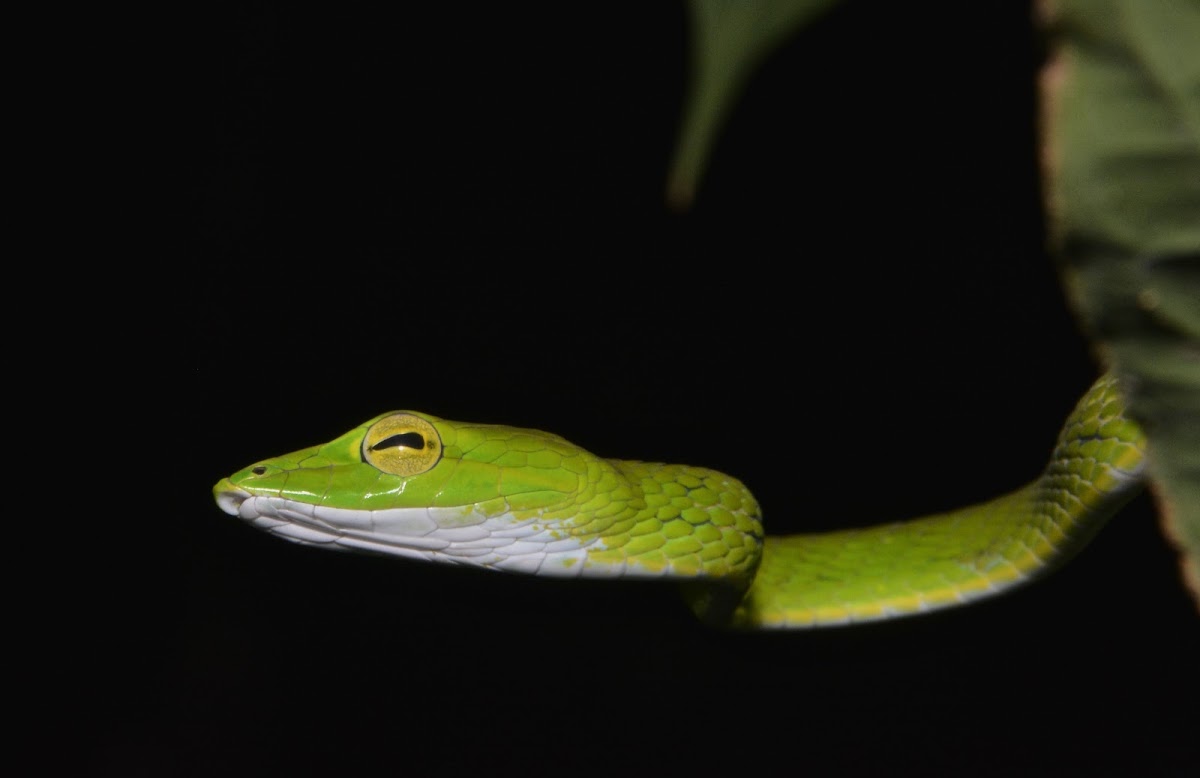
left=214, top=479, right=251, bottom=517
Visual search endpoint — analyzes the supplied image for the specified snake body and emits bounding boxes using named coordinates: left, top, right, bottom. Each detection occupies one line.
left=214, top=374, right=1146, bottom=628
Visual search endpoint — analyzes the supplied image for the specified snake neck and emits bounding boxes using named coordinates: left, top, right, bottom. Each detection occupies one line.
left=581, top=460, right=765, bottom=585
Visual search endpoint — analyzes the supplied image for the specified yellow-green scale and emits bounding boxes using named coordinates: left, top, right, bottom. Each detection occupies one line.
left=577, top=461, right=765, bottom=581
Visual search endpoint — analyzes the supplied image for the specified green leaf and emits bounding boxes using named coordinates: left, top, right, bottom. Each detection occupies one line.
left=1041, top=0, right=1200, bottom=606
left=668, top=0, right=841, bottom=209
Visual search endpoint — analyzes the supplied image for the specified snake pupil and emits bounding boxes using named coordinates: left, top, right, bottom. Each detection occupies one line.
left=371, top=432, right=426, bottom=451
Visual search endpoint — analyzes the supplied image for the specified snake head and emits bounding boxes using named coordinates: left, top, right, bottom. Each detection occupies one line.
left=212, top=411, right=626, bottom=574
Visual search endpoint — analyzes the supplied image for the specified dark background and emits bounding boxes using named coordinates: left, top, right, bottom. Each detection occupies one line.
left=86, top=2, right=1198, bottom=775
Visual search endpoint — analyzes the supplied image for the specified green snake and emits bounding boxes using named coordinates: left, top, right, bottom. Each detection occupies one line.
left=213, top=373, right=1146, bottom=628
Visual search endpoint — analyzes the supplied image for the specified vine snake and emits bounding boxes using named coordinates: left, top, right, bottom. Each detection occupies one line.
left=213, top=373, right=1146, bottom=628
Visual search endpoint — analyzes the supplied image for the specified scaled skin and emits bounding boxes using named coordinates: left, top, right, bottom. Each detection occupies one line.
left=215, top=375, right=1145, bottom=628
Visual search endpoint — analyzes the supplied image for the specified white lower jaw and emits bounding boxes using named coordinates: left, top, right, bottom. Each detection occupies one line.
left=218, top=492, right=611, bottom=577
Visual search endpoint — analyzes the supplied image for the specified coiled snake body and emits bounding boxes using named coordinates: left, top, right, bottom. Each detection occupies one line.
left=214, top=374, right=1145, bottom=628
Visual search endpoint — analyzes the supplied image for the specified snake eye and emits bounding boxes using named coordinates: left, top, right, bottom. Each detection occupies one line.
left=363, top=413, right=442, bottom=476
left=371, top=432, right=426, bottom=452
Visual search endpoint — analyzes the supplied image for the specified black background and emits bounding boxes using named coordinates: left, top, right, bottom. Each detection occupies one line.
left=85, top=2, right=1198, bottom=775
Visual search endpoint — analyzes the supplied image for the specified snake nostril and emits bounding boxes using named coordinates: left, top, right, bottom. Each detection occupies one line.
left=251, top=466, right=267, bottom=475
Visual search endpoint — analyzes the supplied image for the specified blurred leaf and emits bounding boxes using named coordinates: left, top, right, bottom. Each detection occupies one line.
left=1040, top=0, right=1200, bottom=606
left=668, top=0, right=841, bottom=209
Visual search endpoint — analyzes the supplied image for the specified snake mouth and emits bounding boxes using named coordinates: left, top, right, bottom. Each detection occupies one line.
left=210, top=485, right=602, bottom=576
left=213, top=479, right=250, bottom=517
left=211, top=486, right=452, bottom=553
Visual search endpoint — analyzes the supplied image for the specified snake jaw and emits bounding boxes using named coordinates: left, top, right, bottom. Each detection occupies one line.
left=210, top=479, right=604, bottom=574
